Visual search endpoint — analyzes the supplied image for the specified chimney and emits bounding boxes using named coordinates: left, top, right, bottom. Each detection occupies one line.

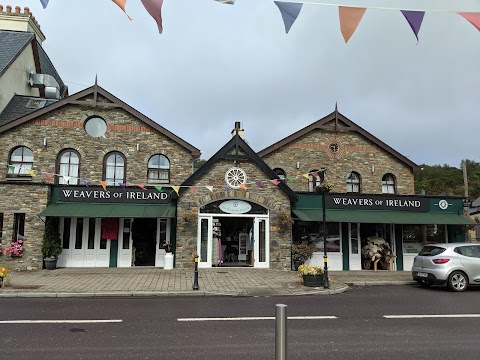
left=231, top=122, right=245, bottom=139
left=0, top=5, right=46, bottom=44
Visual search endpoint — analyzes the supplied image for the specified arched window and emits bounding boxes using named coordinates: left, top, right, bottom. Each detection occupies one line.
left=308, top=169, right=321, bottom=192
left=273, top=168, right=286, bottom=182
left=7, top=146, right=34, bottom=177
left=148, top=154, right=170, bottom=183
left=382, top=173, right=396, bottom=194
left=104, top=152, right=126, bottom=186
left=346, top=172, right=360, bottom=193
left=57, top=149, right=80, bottom=185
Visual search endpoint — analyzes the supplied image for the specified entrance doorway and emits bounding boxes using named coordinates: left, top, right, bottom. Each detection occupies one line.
left=359, top=223, right=395, bottom=270
left=131, top=218, right=156, bottom=266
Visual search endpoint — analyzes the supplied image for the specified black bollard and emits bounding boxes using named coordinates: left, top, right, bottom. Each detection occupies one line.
left=192, top=255, right=199, bottom=290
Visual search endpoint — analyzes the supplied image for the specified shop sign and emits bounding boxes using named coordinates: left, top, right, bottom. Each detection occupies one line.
left=219, top=200, right=252, bottom=214
left=326, top=194, right=429, bottom=211
left=58, top=186, right=171, bottom=204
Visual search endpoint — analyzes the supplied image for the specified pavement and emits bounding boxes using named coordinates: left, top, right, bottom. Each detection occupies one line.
left=0, top=267, right=416, bottom=298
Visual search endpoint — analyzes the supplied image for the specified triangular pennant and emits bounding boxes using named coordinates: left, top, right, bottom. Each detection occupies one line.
left=274, top=1, right=303, bottom=34
left=154, top=185, right=163, bottom=192
left=401, top=10, right=425, bottom=41
left=26, top=169, right=36, bottom=177
left=205, top=186, right=214, bottom=192
left=137, top=184, right=147, bottom=190
left=255, top=181, right=264, bottom=188
left=141, top=0, right=164, bottom=34
left=43, top=172, right=54, bottom=181
left=191, top=186, right=198, bottom=193
left=112, top=0, right=132, bottom=20
left=224, top=184, right=231, bottom=190
left=215, top=0, right=235, bottom=4
left=82, top=178, right=89, bottom=186
left=63, top=175, right=71, bottom=183
left=339, top=7, right=367, bottom=43
left=303, top=174, right=309, bottom=179
left=100, top=181, right=107, bottom=191
left=40, top=0, right=49, bottom=9
left=270, top=179, right=281, bottom=186
left=458, top=13, right=480, bottom=31
left=171, top=186, right=180, bottom=195
left=119, top=183, right=126, bottom=188
left=239, top=184, right=248, bottom=190
left=7, top=165, right=16, bottom=173
left=311, top=171, right=318, bottom=178
left=287, top=177, right=295, bottom=182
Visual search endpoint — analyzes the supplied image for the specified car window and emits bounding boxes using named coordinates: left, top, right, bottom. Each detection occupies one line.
left=455, top=246, right=480, bottom=258
left=419, top=246, right=446, bottom=256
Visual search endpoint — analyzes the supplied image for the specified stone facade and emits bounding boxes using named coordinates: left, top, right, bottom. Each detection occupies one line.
left=176, top=159, right=292, bottom=270
left=261, top=127, right=415, bottom=195
left=0, top=91, right=197, bottom=269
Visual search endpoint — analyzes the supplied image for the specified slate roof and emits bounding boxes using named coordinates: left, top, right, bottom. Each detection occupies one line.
left=0, top=95, right=56, bottom=126
left=0, top=30, right=34, bottom=76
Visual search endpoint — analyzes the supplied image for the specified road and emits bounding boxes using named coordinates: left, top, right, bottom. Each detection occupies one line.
left=1, top=284, right=480, bottom=359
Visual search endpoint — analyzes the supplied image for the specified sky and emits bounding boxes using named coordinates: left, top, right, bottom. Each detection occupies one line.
left=6, top=0, right=480, bottom=168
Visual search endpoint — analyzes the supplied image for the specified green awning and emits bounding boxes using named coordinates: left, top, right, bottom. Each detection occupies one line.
left=39, top=203, right=176, bottom=218
left=292, top=209, right=475, bottom=225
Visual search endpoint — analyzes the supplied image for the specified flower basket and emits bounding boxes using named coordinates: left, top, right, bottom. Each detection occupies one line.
left=302, top=274, right=324, bottom=287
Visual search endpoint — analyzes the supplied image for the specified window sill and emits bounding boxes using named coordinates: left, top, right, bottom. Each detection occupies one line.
left=5, top=176, right=33, bottom=182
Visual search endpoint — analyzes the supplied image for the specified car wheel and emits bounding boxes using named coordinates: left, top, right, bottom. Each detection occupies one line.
left=448, top=271, right=468, bottom=292
left=416, top=279, right=433, bottom=288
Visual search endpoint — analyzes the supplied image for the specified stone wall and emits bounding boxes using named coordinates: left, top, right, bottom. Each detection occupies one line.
left=261, top=128, right=415, bottom=195
left=176, top=159, right=292, bottom=270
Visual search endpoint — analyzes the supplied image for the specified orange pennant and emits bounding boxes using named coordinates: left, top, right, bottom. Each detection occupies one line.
left=112, top=0, right=132, bottom=20
left=239, top=184, right=248, bottom=190
left=339, top=7, right=366, bottom=43
left=458, top=13, right=480, bottom=31
left=100, top=181, right=107, bottom=191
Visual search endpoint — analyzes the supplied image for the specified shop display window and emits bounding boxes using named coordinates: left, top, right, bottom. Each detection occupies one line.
left=293, top=221, right=341, bottom=253
left=402, top=224, right=446, bottom=254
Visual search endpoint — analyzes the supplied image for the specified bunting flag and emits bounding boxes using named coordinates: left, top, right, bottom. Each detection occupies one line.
left=311, top=171, right=318, bottom=178
left=339, top=6, right=367, bottom=43
left=63, top=175, right=71, bottom=183
left=206, top=186, right=214, bottom=192
left=26, top=169, right=36, bottom=177
left=458, top=13, right=480, bottom=31
left=40, top=0, right=49, bottom=9
left=401, top=10, right=425, bottom=41
left=119, top=183, right=126, bottom=188
left=141, top=0, right=164, bottom=34
left=82, top=178, right=89, bottom=186
left=255, top=181, right=264, bottom=188
left=191, top=186, right=198, bottom=193
left=137, top=184, right=147, bottom=190
left=100, top=181, right=107, bottom=191
left=239, top=183, right=248, bottom=190
left=303, top=173, right=309, bottom=179
left=154, top=185, right=163, bottom=192
left=112, top=0, right=132, bottom=20
left=215, top=0, right=235, bottom=4
left=270, top=179, right=281, bottom=185
left=224, top=184, right=231, bottom=190
left=171, top=186, right=180, bottom=195
left=274, top=1, right=303, bottom=33
left=43, top=172, right=54, bottom=181
left=287, top=177, right=295, bottom=182
left=7, top=165, right=16, bottom=173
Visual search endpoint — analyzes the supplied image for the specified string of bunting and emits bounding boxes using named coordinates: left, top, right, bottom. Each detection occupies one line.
left=39, top=0, right=479, bottom=40
left=7, top=164, right=327, bottom=195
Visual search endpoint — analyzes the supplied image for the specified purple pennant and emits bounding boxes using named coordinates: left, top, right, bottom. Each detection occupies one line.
left=255, top=181, right=264, bottom=188
left=40, top=0, right=49, bottom=9
left=274, top=1, right=303, bottom=33
left=401, top=10, right=425, bottom=42
left=224, top=184, right=231, bottom=190
left=119, top=183, right=127, bottom=189
left=82, top=178, right=89, bottom=186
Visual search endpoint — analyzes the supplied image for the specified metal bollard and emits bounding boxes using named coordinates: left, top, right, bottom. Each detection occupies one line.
left=192, top=255, right=199, bottom=290
left=275, top=304, right=287, bottom=360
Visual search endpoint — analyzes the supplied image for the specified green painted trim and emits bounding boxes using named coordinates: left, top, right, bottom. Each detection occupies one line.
left=109, top=241, right=118, bottom=268
left=341, top=223, right=349, bottom=270
left=394, top=225, right=403, bottom=271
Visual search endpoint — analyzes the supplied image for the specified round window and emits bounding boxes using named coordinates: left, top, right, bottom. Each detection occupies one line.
left=225, top=167, right=247, bottom=189
left=84, top=117, right=107, bottom=137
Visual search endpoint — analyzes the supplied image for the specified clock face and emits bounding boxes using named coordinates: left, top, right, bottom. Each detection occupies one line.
left=225, top=167, right=247, bottom=189
left=438, top=200, right=448, bottom=210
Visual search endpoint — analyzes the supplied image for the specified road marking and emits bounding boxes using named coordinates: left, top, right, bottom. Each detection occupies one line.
left=384, top=314, right=480, bottom=319
left=0, top=320, right=123, bottom=324
left=178, top=316, right=337, bottom=322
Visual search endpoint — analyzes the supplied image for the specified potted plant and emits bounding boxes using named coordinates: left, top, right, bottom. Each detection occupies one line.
left=298, top=263, right=324, bottom=287
left=41, top=219, right=62, bottom=270
left=163, top=242, right=174, bottom=270
left=292, top=240, right=315, bottom=270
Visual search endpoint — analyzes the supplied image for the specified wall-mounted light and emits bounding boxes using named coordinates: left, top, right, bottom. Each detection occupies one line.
left=43, top=137, right=47, bottom=147
left=371, top=165, right=375, bottom=173
left=296, top=162, right=300, bottom=169
left=136, top=144, right=140, bottom=151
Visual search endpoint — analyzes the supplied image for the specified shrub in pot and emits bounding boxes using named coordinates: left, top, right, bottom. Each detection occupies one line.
left=41, top=219, right=62, bottom=270
left=292, top=241, right=315, bottom=270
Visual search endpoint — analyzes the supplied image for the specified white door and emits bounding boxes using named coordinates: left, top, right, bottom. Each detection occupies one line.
left=117, top=218, right=133, bottom=267
left=254, top=217, right=269, bottom=268
left=155, top=219, right=170, bottom=267
left=57, top=217, right=71, bottom=267
left=96, top=218, right=110, bottom=267
left=84, top=218, right=99, bottom=267
left=349, top=223, right=362, bottom=270
left=70, top=218, right=86, bottom=267
left=197, top=216, right=212, bottom=268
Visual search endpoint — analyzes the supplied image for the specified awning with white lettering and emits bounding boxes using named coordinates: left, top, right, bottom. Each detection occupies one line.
left=292, top=209, right=474, bottom=225
left=39, top=203, right=176, bottom=218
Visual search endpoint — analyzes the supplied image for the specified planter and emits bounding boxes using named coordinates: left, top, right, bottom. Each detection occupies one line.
left=0, top=276, right=3, bottom=288
left=302, top=274, right=324, bottom=287
left=164, top=252, right=174, bottom=270
left=44, top=258, right=58, bottom=270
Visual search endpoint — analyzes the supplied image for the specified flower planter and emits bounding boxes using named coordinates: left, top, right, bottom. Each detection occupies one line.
left=44, top=258, right=58, bottom=270
left=302, top=274, right=324, bottom=287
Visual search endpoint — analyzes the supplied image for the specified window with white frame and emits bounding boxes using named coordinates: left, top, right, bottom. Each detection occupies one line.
left=273, top=168, right=286, bottom=182
left=57, top=149, right=80, bottom=185
left=346, top=172, right=360, bottom=193
left=7, top=146, right=34, bottom=177
left=104, top=152, right=126, bottom=186
left=147, top=154, right=170, bottom=183
left=308, top=170, right=321, bottom=192
left=382, top=173, right=396, bottom=194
